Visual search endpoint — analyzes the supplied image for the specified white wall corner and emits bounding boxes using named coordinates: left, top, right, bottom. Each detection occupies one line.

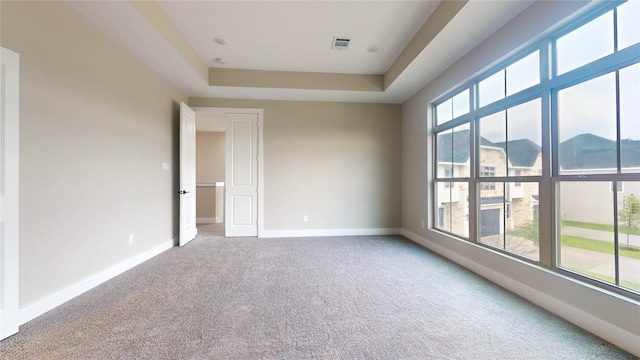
left=19, top=239, right=174, bottom=325
left=400, top=229, right=640, bottom=357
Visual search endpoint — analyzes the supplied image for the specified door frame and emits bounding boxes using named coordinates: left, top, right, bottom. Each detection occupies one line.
left=193, top=107, right=264, bottom=237
left=1, top=46, right=20, bottom=340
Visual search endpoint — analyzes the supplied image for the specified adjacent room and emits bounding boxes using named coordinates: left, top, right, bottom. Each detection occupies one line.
left=1, top=0, right=638, bottom=358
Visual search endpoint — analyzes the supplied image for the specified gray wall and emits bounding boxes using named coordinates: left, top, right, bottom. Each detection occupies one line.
left=190, top=99, right=402, bottom=232
left=1, top=1, right=186, bottom=307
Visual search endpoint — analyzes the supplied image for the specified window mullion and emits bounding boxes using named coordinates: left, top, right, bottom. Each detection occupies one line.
left=539, top=39, right=554, bottom=268
left=469, top=117, right=478, bottom=243
left=613, top=181, right=620, bottom=286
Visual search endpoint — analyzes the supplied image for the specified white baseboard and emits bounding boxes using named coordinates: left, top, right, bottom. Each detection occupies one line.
left=261, top=228, right=401, bottom=238
left=400, top=229, right=640, bottom=357
left=19, top=239, right=175, bottom=325
left=196, top=218, right=216, bottom=224
left=215, top=216, right=223, bottom=224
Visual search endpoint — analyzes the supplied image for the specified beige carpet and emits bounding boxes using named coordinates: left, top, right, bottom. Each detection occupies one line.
left=1, top=228, right=636, bottom=359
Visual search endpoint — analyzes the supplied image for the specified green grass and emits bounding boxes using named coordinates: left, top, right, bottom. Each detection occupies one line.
left=561, top=235, right=640, bottom=260
left=561, top=220, right=640, bottom=235
left=564, top=267, right=640, bottom=292
left=508, top=227, right=640, bottom=259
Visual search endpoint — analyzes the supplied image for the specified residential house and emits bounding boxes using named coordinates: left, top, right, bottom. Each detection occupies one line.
left=436, top=129, right=541, bottom=237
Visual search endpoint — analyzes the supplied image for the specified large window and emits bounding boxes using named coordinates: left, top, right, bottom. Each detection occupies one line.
left=432, top=2, right=639, bottom=296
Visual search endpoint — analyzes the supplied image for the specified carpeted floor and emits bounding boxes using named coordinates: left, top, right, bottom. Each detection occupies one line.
left=1, top=225, right=636, bottom=359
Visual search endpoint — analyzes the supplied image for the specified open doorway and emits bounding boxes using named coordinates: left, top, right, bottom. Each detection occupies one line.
left=194, top=111, right=226, bottom=236
left=193, top=107, right=264, bottom=238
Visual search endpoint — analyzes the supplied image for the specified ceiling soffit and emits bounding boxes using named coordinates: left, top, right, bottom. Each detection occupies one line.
left=143, top=0, right=462, bottom=93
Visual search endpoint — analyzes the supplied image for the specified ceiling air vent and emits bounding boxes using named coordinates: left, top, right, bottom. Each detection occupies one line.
left=331, top=37, right=351, bottom=50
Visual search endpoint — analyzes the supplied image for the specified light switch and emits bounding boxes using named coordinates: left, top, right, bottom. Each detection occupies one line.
left=162, top=162, right=170, bottom=171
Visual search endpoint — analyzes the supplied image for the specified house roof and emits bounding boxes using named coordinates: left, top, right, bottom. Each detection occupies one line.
left=494, top=139, right=542, bottom=167
left=559, top=134, right=640, bottom=170
left=437, top=129, right=542, bottom=168
left=480, top=196, right=508, bottom=205
left=437, top=129, right=472, bottom=164
left=438, top=131, right=640, bottom=171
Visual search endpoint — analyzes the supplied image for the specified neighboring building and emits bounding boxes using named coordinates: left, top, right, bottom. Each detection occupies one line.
left=436, top=129, right=541, bottom=237
left=559, top=133, right=640, bottom=225
left=437, top=131, right=640, bottom=233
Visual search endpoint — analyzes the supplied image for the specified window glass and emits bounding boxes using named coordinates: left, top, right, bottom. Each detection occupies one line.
left=506, top=51, right=540, bottom=96
left=558, top=181, right=616, bottom=282
left=436, top=99, right=453, bottom=125
left=479, top=70, right=505, bottom=107
left=452, top=89, right=470, bottom=118
left=507, top=182, right=540, bottom=260
left=480, top=182, right=505, bottom=243
left=436, top=123, right=471, bottom=177
left=435, top=181, right=469, bottom=238
left=620, top=63, right=640, bottom=174
left=557, top=73, right=617, bottom=174
left=617, top=0, right=640, bottom=50
left=617, top=181, right=640, bottom=292
left=556, top=11, right=614, bottom=75
left=507, top=99, right=542, bottom=176
left=479, top=181, right=540, bottom=260
left=479, top=111, right=506, bottom=177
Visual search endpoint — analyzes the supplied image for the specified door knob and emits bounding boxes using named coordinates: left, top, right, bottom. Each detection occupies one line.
left=178, top=190, right=190, bottom=195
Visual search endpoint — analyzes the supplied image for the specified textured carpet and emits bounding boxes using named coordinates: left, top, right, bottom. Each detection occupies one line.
left=1, top=225, right=636, bottom=359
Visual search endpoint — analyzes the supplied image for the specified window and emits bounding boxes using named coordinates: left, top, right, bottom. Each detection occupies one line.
left=432, top=2, right=639, bottom=296
left=556, top=11, right=613, bottom=75
left=480, top=166, right=496, bottom=190
left=478, top=51, right=540, bottom=107
left=610, top=181, right=624, bottom=192
left=435, top=89, right=470, bottom=125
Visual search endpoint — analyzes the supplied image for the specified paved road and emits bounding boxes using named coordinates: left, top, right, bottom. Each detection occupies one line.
left=562, top=226, right=640, bottom=247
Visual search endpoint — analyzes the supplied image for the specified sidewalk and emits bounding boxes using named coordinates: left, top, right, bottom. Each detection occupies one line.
left=562, top=226, right=640, bottom=247
left=482, top=233, right=640, bottom=288
left=559, top=246, right=640, bottom=287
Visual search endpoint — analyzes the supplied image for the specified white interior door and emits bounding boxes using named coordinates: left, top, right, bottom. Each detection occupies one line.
left=225, top=113, right=258, bottom=237
left=179, top=102, right=197, bottom=246
left=1, top=47, right=20, bottom=340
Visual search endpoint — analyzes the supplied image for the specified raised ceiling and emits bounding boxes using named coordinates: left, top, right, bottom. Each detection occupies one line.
left=66, top=0, right=535, bottom=104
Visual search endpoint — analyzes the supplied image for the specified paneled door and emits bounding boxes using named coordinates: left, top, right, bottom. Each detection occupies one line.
left=225, top=113, right=258, bottom=237
left=179, top=102, right=197, bottom=246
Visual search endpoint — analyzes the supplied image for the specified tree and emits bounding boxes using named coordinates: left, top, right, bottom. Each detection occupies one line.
left=618, top=194, right=640, bottom=249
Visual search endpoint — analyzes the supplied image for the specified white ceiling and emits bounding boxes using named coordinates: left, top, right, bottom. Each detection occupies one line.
left=66, top=0, right=535, bottom=104
left=158, top=0, right=439, bottom=75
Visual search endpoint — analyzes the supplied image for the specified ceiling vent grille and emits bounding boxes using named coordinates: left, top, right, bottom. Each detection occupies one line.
left=331, top=37, right=351, bottom=50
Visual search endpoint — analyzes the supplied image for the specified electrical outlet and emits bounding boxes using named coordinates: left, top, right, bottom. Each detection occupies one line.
left=303, top=215, right=308, bottom=222
left=421, top=220, right=425, bottom=228
left=128, top=234, right=134, bottom=245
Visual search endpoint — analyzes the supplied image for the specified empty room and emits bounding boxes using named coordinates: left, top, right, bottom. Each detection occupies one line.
left=1, top=0, right=638, bottom=358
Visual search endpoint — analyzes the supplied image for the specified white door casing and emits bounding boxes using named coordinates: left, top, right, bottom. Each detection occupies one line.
left=225, top=113, right=259, bottom=237
left=1, top=47, right=20, bottom=340
left=179, top=102, right=197, bottom=246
